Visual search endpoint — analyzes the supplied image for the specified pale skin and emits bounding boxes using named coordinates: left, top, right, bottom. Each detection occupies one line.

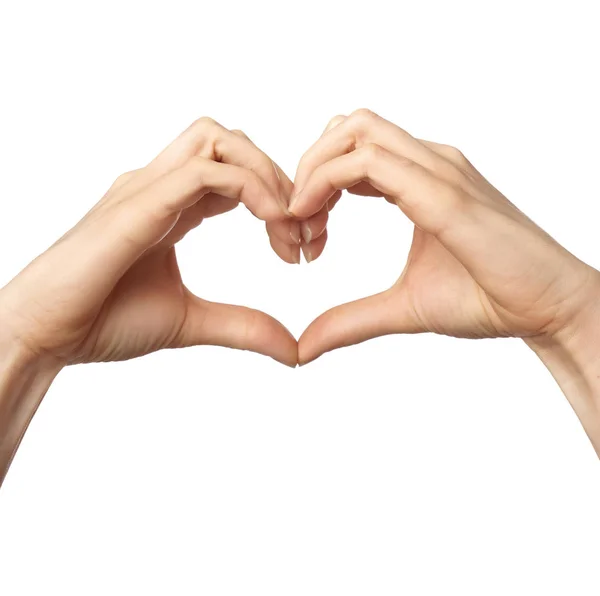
left=1, top=110, right=600, bottom=487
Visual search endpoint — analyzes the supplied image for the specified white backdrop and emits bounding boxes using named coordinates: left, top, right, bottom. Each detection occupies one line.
left=1, top=1, right=599, bottom=594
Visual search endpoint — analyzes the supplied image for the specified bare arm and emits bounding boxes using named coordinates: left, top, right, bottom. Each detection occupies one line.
left=0, top=117, right=296, bottom=486
left=526, top=306, right=600, bottom=456
left=0, top=340, right=63, bottom=483
left=288, top=109, right=600, bottom=456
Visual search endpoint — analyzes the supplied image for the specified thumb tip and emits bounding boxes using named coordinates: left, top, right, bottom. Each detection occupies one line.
left=297, top=343, right=321, bottom=367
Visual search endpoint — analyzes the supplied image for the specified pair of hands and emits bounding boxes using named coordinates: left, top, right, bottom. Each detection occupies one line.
left=1, top=109, right=598, bottom=369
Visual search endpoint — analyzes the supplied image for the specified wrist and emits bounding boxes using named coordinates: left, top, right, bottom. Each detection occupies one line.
left=0, top=333, right=64, bottom=486
left=525, top=274, right=600, bottom=455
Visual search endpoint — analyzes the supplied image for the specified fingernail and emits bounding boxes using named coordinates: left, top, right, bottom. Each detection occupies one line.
left=272, top=160, right=282, bottom=183
left=289, top=222, right=301, bottom=245
left=289, top=190, right=301, bottom=214
left=292, top=246, right=301, bottom=264
left=300, top=221, right=312, bottom=245
left=271, top=161, right=291, bottom=215
left=301, top=243, right=313, bottom=263
left=279, top=195, right=292, bottom=217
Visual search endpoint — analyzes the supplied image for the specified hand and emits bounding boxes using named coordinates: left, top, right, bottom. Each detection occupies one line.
left=265, top=119, right=344, bottom=264
left=0, top=118, right=297, bottom=367
left=289, top=109, right=600, bottom=365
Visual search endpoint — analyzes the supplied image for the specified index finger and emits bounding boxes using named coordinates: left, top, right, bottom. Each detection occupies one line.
left=121, top=118, right=291, bottom=218
left=293, top=109, right=460, bottom=197
left=288, top=143, right=457, bottom=233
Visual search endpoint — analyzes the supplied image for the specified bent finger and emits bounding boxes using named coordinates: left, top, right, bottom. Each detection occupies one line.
left=289, top=144, right=460, bottom=238
left=269, top=233, right=301, bottom=264
left=266, top=218, right=302, bottom=246
left=106, top=157, right=282, bottom=268
left=294, top=109, right=460, bottom=194
left=115, top=119, right=288, bottom=218
left=230, top=128, right=294, bottom=209
left=155, top=195, right=240, bottom=249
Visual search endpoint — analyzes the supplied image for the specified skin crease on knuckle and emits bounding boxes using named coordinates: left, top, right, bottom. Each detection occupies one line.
left=297, top=110, right=375, bottom=185
left=360, top=142, right=384, bottom=171
left=349, top=107, right=379, bottom=127
left=191, top=116, right=218, bottom=134
left=109, top=170, right=139, bottom=192
left=344, top=109, right=379, bottom=149
left=188, top=117, right=224, bottom=161
left=441, top=145, right=469, bottom=166
left=342, top=113, right=467, bottom=191
left=426, top=185, right=472, bottom=239
left=217, top=128, right=281, bottom=199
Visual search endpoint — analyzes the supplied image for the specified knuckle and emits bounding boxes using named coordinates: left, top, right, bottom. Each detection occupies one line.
left=241, top=168, right=262, bottom=191
left=193, top=116, right=217, bottom=128
left=443, top=144, right=468, bottom=164
left=230, top=128, right=249, bottom=139
left=418, top=185, right=471, bottom=239
left=349, top=108, right=379, bottom=131
left=190, top=116, right=220, bottom=139
left=362, top=142, right=384, bottom=161
left=358, top=143, right=384, bottom=177
left=183, top=156, right=210, bottom=186
left=326, top=114, right=347, bottom=130
left=187, top=153, right=207, bottom=171
left=351, top=107, right=378, bottom=122
left=438, top=186, right=470, bottom=228
left=109, top=170, right=137, bottom=191
left=241, top=310, right=260, bottom=345
left=349, top=108, right=379, bottom=142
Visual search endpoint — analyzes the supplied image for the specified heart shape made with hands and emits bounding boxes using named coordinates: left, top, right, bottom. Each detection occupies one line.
left=14, top=109, right=576, bottom=371
left=268, top=111, right=470, bottom=366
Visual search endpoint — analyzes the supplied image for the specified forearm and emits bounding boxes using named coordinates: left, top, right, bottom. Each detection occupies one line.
left=0, top=337, right=63, bottom=486
left=526, top=301, right=600, bottom=457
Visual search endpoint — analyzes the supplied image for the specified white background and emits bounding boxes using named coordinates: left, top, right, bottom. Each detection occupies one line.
left=1, top=1, right=600, bottom=594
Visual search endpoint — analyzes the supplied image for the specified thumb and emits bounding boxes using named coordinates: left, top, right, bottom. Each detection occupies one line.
left=298, top=287, right=421, bottom=365
left=179, top=292, right=298, bottom=367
